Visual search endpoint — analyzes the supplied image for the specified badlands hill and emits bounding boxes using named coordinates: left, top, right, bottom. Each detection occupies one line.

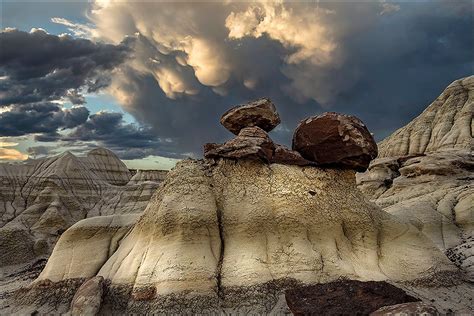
left=0, top=148, right=167, bottom=307
left=4, top=95, right=472, bottom=315
left=357, top=75, right=473, bottom=281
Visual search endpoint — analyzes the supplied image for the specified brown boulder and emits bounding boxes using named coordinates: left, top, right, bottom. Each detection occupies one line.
left=285, top=280, right=418, bottom=315
left=370, top=302, right=439, bottom=315
left=70, top=276, right=104, bottom=316
left=271, top=144, right=315, bottom=166
left=220, top=98, right=281, bottom=135
left=292, top=112, right=378, bottom=171
left=204, top=126, right=275, bottom=162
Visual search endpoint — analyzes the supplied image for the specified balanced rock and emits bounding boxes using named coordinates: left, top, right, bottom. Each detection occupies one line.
left=220, top=98, right=281, bottom=135
left=292, top=112, right=378, bottom=171
left=204, top=126, right=275, bottom=162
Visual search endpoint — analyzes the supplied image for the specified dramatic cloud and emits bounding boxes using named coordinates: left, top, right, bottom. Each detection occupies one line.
left=0, top=103, right=89, bottom=137
left=61, top=111, right=178, bottom=160
left=82, top=0, right=472, bottom=157
left=0, top=28, right=131, bottom=107
left=1, top=1, right=472, bottom=161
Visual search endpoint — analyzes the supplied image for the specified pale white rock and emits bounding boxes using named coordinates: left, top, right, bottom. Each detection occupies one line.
left=35, top=159, right=461, bottom=313
left=378, top=76, right=473, bottom=157
left=0, top=148, right=164, bottom=269
left=358, top=77, right=473, bottom=282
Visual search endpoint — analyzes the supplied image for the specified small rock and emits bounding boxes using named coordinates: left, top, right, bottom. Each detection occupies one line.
left=271, top=144, right=315, bottom=166
left=292, top=112, right=378, bottom=172
left=204, top=126, right=275, bottom=162
left=370, top=302, right=439, bottom=315
left=70, top=276, right=104, bottom=316
left=220, top=98, right=281, bottom=135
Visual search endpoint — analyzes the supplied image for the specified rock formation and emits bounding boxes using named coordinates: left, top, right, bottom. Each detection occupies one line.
left=357, top=76, right=473, bottom=282
left=220, top=98, right=281, bottom=135
left=292, top=112, right=378, bottom=171
left=0, top=148, right=167, bottom=310
left=285, top=280, right=419, bottom=315
left=6, top=97, right=472, bottom=314
left=377, top=76, right=473, bottom=157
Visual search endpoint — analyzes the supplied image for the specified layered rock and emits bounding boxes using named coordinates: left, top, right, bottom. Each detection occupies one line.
left=357, top=76, right=474, bottom=281
left=378, top=75, right=473, bottom=157
left=204, top=126, right=275, bottom=162
left=220, top=98, right=281, bottom=135
left=17, top=159, right=467, bottom=314
left=292, top=112, right=378, bottom=172
left=0, top=148, right=165, bottom=270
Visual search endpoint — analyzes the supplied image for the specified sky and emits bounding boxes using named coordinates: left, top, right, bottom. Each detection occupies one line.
left=0, top=0, right=472, bottom=169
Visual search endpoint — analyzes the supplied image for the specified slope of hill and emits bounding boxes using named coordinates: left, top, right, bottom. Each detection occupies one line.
left=358, top=76, right=474, bottom=281
left=378, top=76, right=473, bottom=157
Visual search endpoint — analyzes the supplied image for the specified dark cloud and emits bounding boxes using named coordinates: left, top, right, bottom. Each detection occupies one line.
left=60, top=111, right=176, bottom=160
left=92, top=0, right=472, bottom=158
left=0, top=103, right=89, bottom=137
left=0, top=28, right=131, bottom=107
left=1, top=1, right=473, bottom=161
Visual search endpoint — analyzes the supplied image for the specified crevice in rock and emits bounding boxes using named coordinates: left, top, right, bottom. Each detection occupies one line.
left=215, top=207, right=225, bottom=301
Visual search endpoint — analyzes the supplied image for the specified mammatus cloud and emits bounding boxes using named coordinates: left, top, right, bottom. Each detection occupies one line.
left=1, top=1, right=472, bottom=161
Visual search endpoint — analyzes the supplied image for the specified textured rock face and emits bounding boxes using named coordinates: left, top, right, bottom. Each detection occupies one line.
left=204, top=126, right=275, bottom=162
left=378, top=76, right=473, bottom=157
left=220, top=98, right=281, bottom=135
left=357, top=151, right=474, bottom=281
left=70, top=276, right=104, bottom=316
left=292, top=112, right=378, bottom=171
left=370, top=302, right=439, bottom=316
left=285, top=280, right=418, bottom=315
left=0, top=148, right=164, bottom=269
left=357, top=76, right=474, bottom=282
left=30, top=159, right=461, bottom=314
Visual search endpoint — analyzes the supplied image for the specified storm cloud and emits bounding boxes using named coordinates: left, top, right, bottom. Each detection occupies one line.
left=85, top=0, right=472, bottom=156
left=1, top=1, right=473, bottom=161
left=0, top=28, right=131, bottom=107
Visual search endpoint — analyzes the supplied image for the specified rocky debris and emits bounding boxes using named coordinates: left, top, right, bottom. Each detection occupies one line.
left=204, top=126, right=275, bottom=162
left=271, top=144, right=315, bottom=166
left=285, top=280, right=418, bottom=315
left=378, top=75, right=473, bottom=157
left=370, top=301, right=439, bottom=315
left=70, top=276, right=104, bottom=316
left=292, top=112, right=378, bottom=172
left=220, top=98, right=281, bottom=135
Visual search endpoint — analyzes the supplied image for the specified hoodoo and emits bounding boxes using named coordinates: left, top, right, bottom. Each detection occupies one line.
left=7, top=97, right=472, bottom=314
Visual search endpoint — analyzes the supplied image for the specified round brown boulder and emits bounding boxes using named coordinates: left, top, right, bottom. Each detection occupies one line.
left=292, top=112, right=378, bottom=171
left=220, top=98, right=281, bottom=135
